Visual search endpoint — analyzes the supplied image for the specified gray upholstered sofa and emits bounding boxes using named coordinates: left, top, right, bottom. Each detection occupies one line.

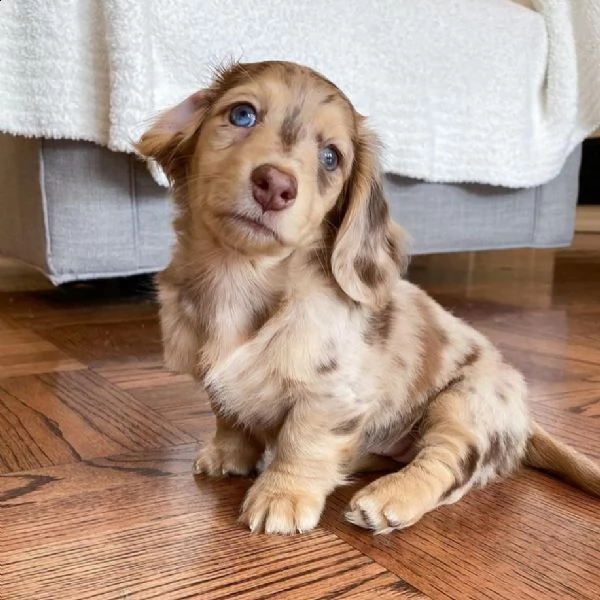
left=0, top=134, right=581, bottom=285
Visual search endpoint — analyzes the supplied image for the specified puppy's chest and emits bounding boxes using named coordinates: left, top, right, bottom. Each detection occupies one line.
left=202, top=303, right=365, bottom=430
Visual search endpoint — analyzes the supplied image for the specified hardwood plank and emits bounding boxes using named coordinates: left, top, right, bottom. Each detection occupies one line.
left=0, top=369, right=192, bottom=474
left=529, top=404, right=600, bottom=459
left=2, top=238, right=600, bottom=599
left=534, top=387, right=600, bottom=418
left=97, top=360, right=214, bottom=439
left=96, top=359, right=184, bottom=391
left=575, top=206, right=600, bottom=234
left=494, top=345, right=596, bottom=384
left=323, top=472, right=600, bottom=600
left=0, top=444, right=196, bottom=508
left=0, top=317, right=83, bottom=378
left=39, top=317, right=162, bottom=365
left=0, top=285, right=162, bottom=365
left=0, top=444, right=186, bottom=507
left=0, top=281, right=157, bottom=330
left=409, top=247, right=556, bottom=309
left=472, top=311, right=600, bottom=367
left=0, top=446, right=426, bottom=600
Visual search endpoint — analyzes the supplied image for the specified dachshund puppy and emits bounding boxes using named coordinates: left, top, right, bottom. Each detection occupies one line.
left=137, top=61, right=600, bottom=535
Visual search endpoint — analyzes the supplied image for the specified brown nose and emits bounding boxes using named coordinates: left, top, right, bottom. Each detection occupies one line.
left=251, top=164, right=297, bottom=212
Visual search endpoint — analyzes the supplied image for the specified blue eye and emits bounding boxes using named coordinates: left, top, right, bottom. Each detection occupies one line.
left=229, top=103, right=257, bottom=128
left=319, top=146, right=339, bottom=171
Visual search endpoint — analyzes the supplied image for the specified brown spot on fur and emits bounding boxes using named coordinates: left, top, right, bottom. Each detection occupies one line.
left=249, top=304, right=271, bottom=334
left=329, top=160, right=407, bottom=303
left=248, top=293, right=283, bottom=335
left=354, top=255, right=385, bottom=288
left=501, top=433, right=519, bottom=474
left=441, top=444, right=480, bottom=500
left=438, top=344, right=482, bottom=393
left=317, top=356, right=338, bottom=374
left=332, top=416, right=362, bottom=435
left=281, top=105, right=302, bottom=150
left=483, top=433, right=503, bottom=465
left=385, top=232, right=405, bottom=274
left=496, top=385, right=510, bottom=404
left=366, top=181, right=389, bottom=229
left=394, top=355, right=407, bottom=369
left=321, top=93, right=337, bottom=105
left=433, top=374, right=465, bottom=398
left=462, top=445, right=480, bottom=480
left=245, top=294, right=286, bottom=346
left=364, top=299, right=395, bottom=345
left=263, top=326, right=286, bottom=354
left=459, top=345, right=482, bottom=369
left=366, top=183, right=407, bottom=275
left=411, top=294, right=450, bottom=398
left=437, top=328, right=450, bottom=347
left=482, top=432, right=518, bottom=476
left=306, top=241, right=361, bottom=308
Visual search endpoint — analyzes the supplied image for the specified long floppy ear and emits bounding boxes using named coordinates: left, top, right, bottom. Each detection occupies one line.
left=331, top=121, right=408, bottom=307
left=135, top=90, right=214, bottom=182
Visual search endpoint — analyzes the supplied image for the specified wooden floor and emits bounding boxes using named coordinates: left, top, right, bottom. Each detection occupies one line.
left=1, top=238, right=599, bottom=600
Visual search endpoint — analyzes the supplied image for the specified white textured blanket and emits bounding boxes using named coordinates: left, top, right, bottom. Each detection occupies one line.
left=0, top=0, right=598, bottom=188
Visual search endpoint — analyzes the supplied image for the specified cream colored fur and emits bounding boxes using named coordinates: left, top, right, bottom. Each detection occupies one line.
left=137, top=61, right=600, bottom=535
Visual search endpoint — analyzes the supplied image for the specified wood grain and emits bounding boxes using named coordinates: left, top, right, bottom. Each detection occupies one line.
left=576, top=207, right=600, bottom=233
left=0, top=317, right=83, bottom=378
left=1, top=237, right=600, bottom=599
left=0, top=446, right=424, bottom=600
left=323, top=473, right=600, bottom=600
left=97, top=360, right=214, bottom=439
left=0, top=369, right=192, bottom=473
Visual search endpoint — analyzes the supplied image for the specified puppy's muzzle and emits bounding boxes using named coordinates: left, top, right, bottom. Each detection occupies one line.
left=251, top=164, right=297, bottom=212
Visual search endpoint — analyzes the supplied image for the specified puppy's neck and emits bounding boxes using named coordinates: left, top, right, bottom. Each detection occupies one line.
left=186, top=221, right=292, bottom=290
left=168, top=221, right=290, bottom=352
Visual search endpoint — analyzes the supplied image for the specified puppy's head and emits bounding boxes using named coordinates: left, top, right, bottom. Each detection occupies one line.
left=137, top=61, right=406, bottom=306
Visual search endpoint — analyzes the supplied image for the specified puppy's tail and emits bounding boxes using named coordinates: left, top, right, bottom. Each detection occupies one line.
left=524, top=422, right=600, bottom=497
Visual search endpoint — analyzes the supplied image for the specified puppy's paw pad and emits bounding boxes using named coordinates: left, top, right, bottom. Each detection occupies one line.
left=193, top=443, right=257, bottom=477
left=240, top=480, right=324, bottom=535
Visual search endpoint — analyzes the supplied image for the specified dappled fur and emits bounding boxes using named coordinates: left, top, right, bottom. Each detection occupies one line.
left=137, top=61, right=600, bottom=535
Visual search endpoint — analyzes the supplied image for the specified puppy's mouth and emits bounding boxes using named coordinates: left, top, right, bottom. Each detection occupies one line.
left=223, top=213, right=281, bottom=242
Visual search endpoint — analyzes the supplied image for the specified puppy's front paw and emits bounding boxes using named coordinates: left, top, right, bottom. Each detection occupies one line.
left=239, top=473, right=325, bottom=535
left=345, top=474, right=432, bottom=534
left=193, top=440, right=260, bottom=477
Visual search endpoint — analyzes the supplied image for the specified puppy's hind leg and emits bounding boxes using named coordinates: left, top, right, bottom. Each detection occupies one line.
left=346, top=378, right=526, bottom=533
